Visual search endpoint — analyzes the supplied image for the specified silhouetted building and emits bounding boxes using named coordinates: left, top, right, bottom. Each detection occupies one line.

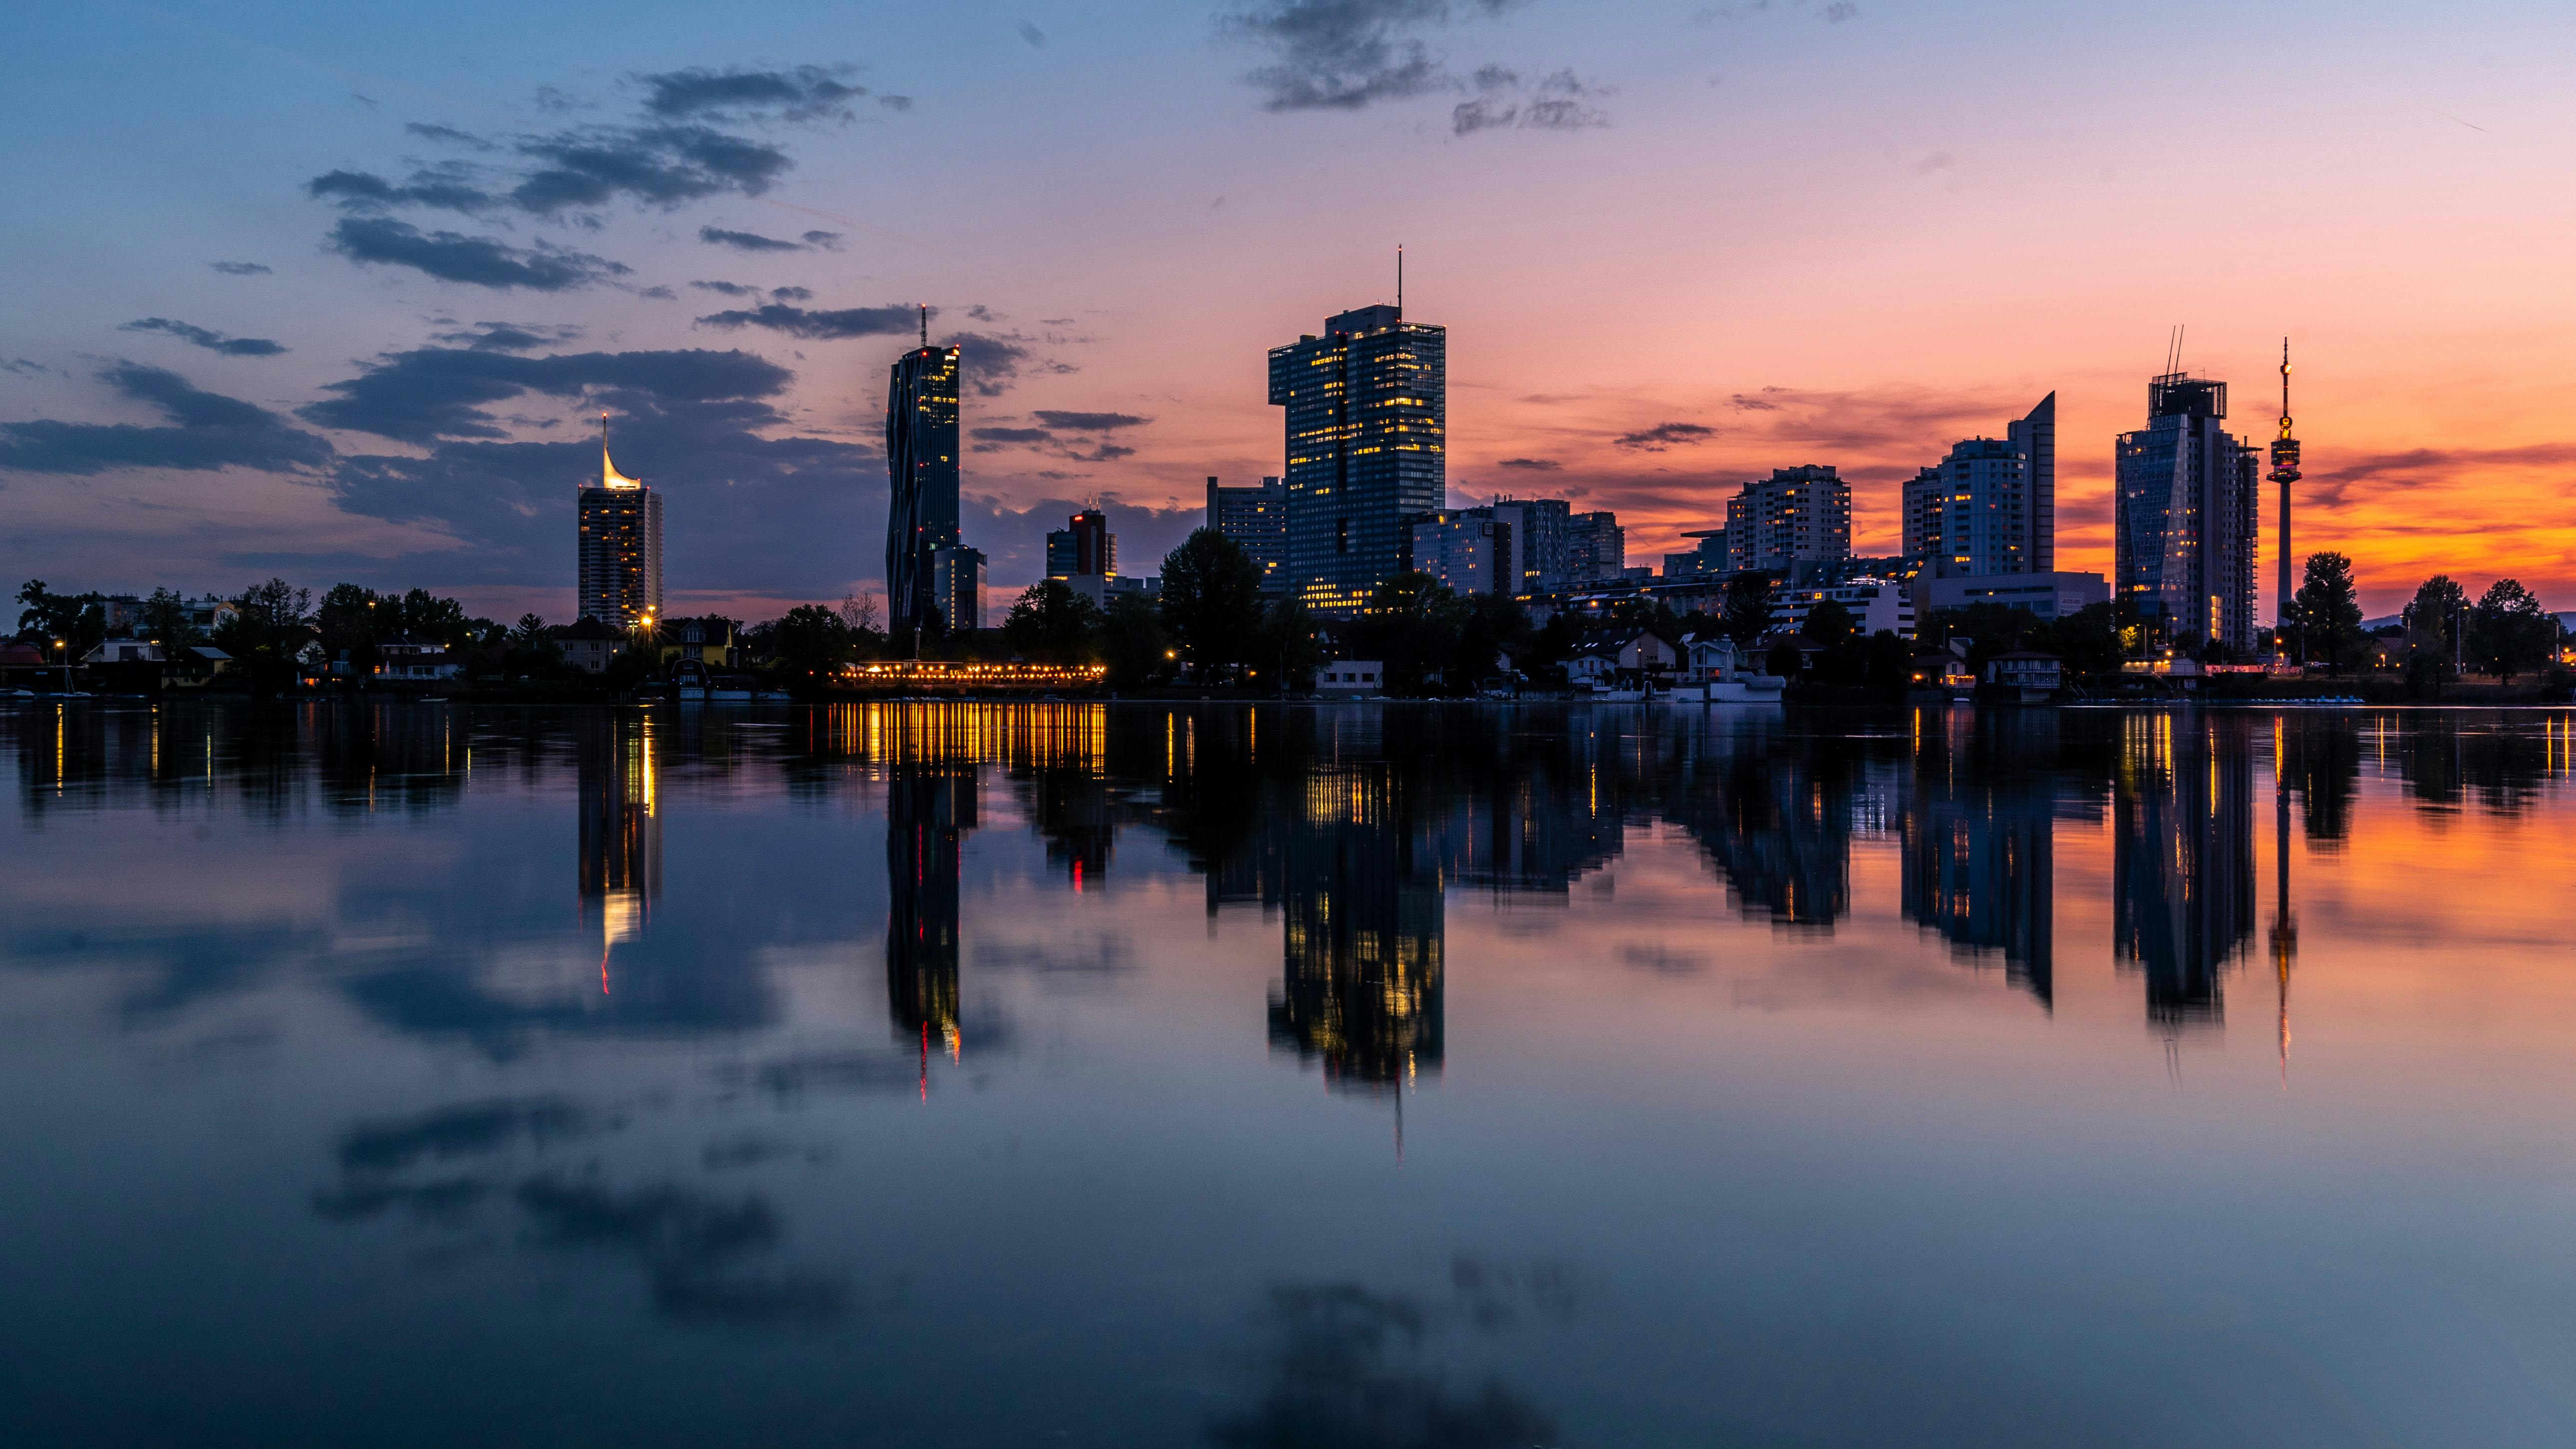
left=1726, top=466, right=1851, bottom=575
left=930, top=546, right=985, bottom=632
left=1270, top=303, right=1446, bottom=614
left=576, top=424, right=663, bottom=627
left=1665, top=527, right=1728, bottom=579
left=1563, top=511, right=1625, bottom=585
left=2113, top=714, right=2255, bottom=1028
left=1410, top=508, right=1513, bottom=595
left=2116, top=372, right=2258, bottom=651
left=1208, top=475, right=1288, bottom=593
left=1069, top=509, right=1115, bottom=578
left=885, top=341, right=962, bottom=637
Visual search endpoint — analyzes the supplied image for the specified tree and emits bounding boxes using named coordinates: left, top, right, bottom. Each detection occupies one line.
left=2292, top=553, right=2367, bottom=674
left=1345, top=571, right=1468, bottom=694
left=1800, top=598, right=1856, bottom=645
left=1159, top=529, right=1266, bottom=676
left=1001, top=580, right=1103, bottom=665
left=514, top=613, right=549, bottom=647
left=1451, top=592, right=1532, bottom=689
left=15, top=580, right=105, bottom=655
left=770, top=604, right=856, bottom=681
left=1100, top=592, right=1174, bottom=689
left=2469, top=578, right=2555, bottom=683
left=1256, top=596, right=1324, bottom=692
left=2028, top=602, right=2122, bottom=682
left=134, top=587, right=202, bottom=653
left=2401, top=573, right=2469, bottom=672
left=1720, top=571, right=1775, bottom=645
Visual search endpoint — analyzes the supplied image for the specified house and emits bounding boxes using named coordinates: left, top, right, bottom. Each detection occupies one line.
left=167, top=646, right=232, bottom=687
left=1985, top=650, right=2063, bottom=695
left=553, top=615, right=627, bottom=673
left=657, top=616, right=739, bottom=671
left=1567, top=628, right=1679, bottom=686
left=1910, top=649, right=1977, bottom=696
left=1683, top=635, right=1787, bottom=701
left=375, top=637, right=460, bottom=681
left=1318, top=660, right=1384, bottom=693
left=83, top=641, right=165, bottom=664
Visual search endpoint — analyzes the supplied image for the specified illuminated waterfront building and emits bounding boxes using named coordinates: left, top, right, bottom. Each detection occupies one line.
left=1268, top=302, right=1446, bottom=614
left=576, top=418, right=662, bottom=627
left=885, top=328, right=962, bottom=638
left=1207, top=475, right=1288, bottom=593
left=1726, top=467, right=1851, bottom=576
left=2115, top=363, right=2259, bottom=651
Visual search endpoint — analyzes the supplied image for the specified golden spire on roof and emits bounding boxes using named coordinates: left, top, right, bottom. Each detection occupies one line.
left=600, top=412, right=643, bottom=489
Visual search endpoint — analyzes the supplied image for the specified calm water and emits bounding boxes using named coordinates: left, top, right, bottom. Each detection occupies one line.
left=6, top=700, right=2576, bottom=1448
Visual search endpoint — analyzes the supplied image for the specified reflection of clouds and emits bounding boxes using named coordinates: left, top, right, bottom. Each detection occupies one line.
left=1206, top=1279, right=1561, bottom=1449
left=973, top=932, right=1135, bottom=979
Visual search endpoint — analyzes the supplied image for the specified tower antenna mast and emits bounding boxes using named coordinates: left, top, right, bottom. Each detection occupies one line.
left=918, top=303, right=927, bottom=349
left=2269, top=337, right=2302, bottom=647
left=1396, top=244, right=1404, bottom=315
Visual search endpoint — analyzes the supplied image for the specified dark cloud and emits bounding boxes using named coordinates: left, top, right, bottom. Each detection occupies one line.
left=1452, top=66, right=1609, bottom=135
left=208, top=261, right=273, bottom=276
left=118, top=318, right=287, bottom=357
left=729, top=1051, right=921, bottom=1098
left=1206, top=1282, right=1559, bottom=1446
left=1615, top=421, right=1716, bottom=451
left=510, top=123, right=794, bottom=214
left=328, top=217, right=630, bottom=291
left=403, top=121, right=494, bottom=150
left=693, top=302, right=920, bottom=339
left=1824, top=1, right=1858, bottom=19
left=1031, top=410, right=1149, bottom=431
left=1730, top=390, right=1782, bottom=410
left=302, top=344, right=792, bottom=443
left=699, top=225, right=805, bottom=252
left=952, top=329, right=1074, bottom=397
left=973, top=426, right=1053, bottom=445
left=876, top=94, right=913, bottom=112
left=427, top=321, right=585, bottom=352
left=637, top=64, right=867, bottom=123
left=1223, top=0, right=1474, bottom=110
left=306, top=165, right=499, bottom=215
left=690, top=280, right=762, bottom=297
left=1, top=358, right=55, bottom=376
left=799, top=230, right=845, bottom=250
left=0, top=363, right=332, bottom=476
left=1496, top=457, right=1560, bottom=470
left=769, top=286, right=812, bottom=301
left=1017, top=20, right=1049, bottom=47
left=638, top=286, right=676, bottom=299
left=2305, top=442, right=2576, bottom=509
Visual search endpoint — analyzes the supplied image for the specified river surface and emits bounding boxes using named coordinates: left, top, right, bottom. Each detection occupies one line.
left=5, top=700, right=2575, bottom=1448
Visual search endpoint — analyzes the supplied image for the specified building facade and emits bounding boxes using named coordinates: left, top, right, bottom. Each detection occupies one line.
left=1563, top=511, right=1625, bottom=587
left=1664, top=528, right=1728, bottom=579
left=1726, top=466, right=1852, bottom=575
left=577, top=431, right=662, bottom=627
left=1904, top=394, right=2056, bottom=578
left=1069, top=509, right=1115, bottom=578
left=1207, top=475, right=1288, bottom=593
left=1269, top=303, right=1446, bottom=614
left=1409, top=509, right=1513, bottom=595
left=885, top=343, right=962, bottom=637
left=930, top=546, right=985, bottom=632
left=2115, top=373, right=2259, bottom=652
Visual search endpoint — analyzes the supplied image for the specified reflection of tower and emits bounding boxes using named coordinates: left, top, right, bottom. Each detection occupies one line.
left=2113, top=714, right=2256, bottom=1029
left=578, top=713, right=660, bottom=992
left=886, top=761, right=975, bottom=1056
left=1902, top=709, right=2054, bottom=1005
left=1268, top=769, right=1444, bottom=1094
left=2269, top=718, right=2299, bottom=1079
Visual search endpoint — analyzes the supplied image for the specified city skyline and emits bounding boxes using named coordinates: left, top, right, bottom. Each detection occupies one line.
left=3, top=3, right=2571, bottom=622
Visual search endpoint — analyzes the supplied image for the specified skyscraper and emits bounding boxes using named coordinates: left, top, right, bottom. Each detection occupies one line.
left=1207, top=474, right=1288, bottom=593
left=2270, top=341, right=2301, bottom=629
left=2115, top=369, right=2259, bottom=651
left=1725, top=466, right=1851, bottom=575
left=884, top=336, right=961, bottom=638
left=576, top=417, right=662, bottom=627
left=1268, top=302, right=1446, bottom=614
left=1903, top=395, right=2054, bottom=578
left=930, top=546, right=985, bottom=632
left=1069, top=508, right=1115, bottom=578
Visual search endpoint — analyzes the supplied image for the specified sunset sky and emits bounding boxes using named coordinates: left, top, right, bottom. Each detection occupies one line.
left=4, top=0, right=2573, bottom=622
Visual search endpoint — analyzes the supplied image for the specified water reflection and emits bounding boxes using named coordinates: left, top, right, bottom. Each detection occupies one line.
left=1902, top=711, right=2059, bottom=1005
left=2113, top=714, right=2258, bottom=1030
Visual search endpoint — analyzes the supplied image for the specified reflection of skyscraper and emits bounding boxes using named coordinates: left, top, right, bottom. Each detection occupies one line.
left=1268, top=769, right=1444, bottom=1093
left=578, top=714, right=660, bottom=988
left=2113, top=713, right=2255, bottom=1028
left=885, top=337, right=962, bottom=638
left=1673, top=727, right=1855, bottom=931
left=1902, top=710, right=2054, bottom=1004
left=886, top=761, right=975, bottom=1052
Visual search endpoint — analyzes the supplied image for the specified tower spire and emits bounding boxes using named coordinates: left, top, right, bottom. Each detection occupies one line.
left=919, top=303, right=927, bottom=349
left=1396, top=244, right=1403, bottom=316
left=600, top=411, right=642, bottom=488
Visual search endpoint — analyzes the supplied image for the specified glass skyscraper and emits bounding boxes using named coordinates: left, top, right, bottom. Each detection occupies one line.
left=884, top=344, right=961, bottom=636
left=2115, top=373, right=2258, bottom=651
left=1268, top=303, right=1445, bottom=614
left=576, top=427, right=661, bottom=627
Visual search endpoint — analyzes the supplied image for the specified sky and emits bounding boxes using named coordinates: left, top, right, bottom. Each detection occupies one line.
left=3, top=0, right=2573, bottom=624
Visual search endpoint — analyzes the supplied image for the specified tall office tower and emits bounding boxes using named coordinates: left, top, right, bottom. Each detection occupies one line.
left=1068, top=508, right=1115, bottom=578
left=576, top=418, right=663, bottom=627
left=2115, top=369, right=2259, bottom=651
left=884, top=335, right=962, bottom=638
left=2269, top=341, right=2300, bottom=629
left=1268, top=302, right=1446, bottom=613
left=1490, top=497, right=1569, bottom=594
left=930, top=546, right=985, bottom=632
left=1904, top=394, right=2056, bottom=578
left=2114, top=712, right=2255, bottom=1030
left=1206, top=474, right=1289, bottom=593
left=1725, top=465, right=1852, bottom=575
left=1045, top=530, right=1077, bottom=580
left=1563, top=511, right=1626, bottom=585
left=1409, top=508, right=1512, bottom=595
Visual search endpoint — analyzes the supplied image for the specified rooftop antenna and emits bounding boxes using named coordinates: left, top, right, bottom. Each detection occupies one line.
left=918, top=303, right=927, bottom=348
left=1396, top=244, right=1404, bottom=316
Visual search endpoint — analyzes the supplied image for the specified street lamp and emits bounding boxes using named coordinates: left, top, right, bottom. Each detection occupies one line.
left=54, top=638, right=69, bottom=694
